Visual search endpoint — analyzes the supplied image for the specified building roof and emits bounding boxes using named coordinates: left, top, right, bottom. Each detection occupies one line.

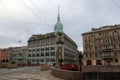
left=28, top=32, right=77, bottom=47
left=28, top=32, right=55, bottom=42
left=82, top=24, right=120, bottom=35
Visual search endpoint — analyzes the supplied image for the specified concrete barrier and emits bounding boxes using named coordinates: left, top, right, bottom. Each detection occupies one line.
left=40, top=65, right=52, bottom=71
left=51, top=67, right=83, bottom=80
left=0, top=64, right=7, bottom=68
left=7, top=64, right=17, bottom=69
left=83, top=65, right=120, bottom=72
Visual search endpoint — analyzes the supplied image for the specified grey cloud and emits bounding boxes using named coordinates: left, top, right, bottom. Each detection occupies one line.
left=0, top=0, right=120, bottom=51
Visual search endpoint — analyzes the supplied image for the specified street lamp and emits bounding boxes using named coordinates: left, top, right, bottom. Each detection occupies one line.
left=77, top=52, right=83, bottom=71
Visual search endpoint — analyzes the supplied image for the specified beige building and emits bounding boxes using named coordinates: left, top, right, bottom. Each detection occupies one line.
left=12, top=46, right=27, bottom=65
left=82, top=25, right=120, bottom=65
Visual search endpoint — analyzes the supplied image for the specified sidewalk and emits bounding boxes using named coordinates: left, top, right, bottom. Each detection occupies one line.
left=39, top=70, right=63, bottom=80
left=0, top=67, right=63, bottom=80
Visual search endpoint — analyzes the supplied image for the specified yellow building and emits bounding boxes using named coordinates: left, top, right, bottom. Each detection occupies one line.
left=82, top=25, right=120, bottom=65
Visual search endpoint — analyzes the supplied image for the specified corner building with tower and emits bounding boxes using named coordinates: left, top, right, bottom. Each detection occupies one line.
left=27, top=7, right=77, bottom=65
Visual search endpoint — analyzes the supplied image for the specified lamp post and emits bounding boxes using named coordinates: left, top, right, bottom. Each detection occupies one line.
left=77, top=52, right=83, bottom=71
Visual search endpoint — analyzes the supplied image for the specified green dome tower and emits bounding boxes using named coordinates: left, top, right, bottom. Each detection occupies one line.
left=54, top=6, right=63, bottom=33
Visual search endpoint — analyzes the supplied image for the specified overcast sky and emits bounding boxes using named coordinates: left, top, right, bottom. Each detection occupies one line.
left=0, top=0, right=120, bottom=51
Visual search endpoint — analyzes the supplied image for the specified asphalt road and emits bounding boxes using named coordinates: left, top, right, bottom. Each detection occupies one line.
left=0, top=66, right=63, bottom=80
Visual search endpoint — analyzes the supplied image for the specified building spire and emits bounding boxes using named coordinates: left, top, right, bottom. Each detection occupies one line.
left=54, top=5, right=63, bottom=33
left=58, top=5, right=60, bottom=21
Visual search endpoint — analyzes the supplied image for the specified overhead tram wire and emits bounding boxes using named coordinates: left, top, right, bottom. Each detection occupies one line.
left=0, top=0, right=16, bottom=22
left=17, top=0, right=53, bottom=42
left=0, top=0, right=42, bottom=25
left=0, top=0, right=31, bottom=44
left=0, top=0, right=39, bottom=45
left=111, top=0, right=120, bottom=9
left=29, top=0, right=53, bottom=27
left=0, top=0, right=27, bottom=24
left=0, top=0, right=20, bottom=44
left=0, top=0, right=50, bottom=43
left=20, top=0, right=52, bottom=28
left=0, top=35, right=19, bottom=44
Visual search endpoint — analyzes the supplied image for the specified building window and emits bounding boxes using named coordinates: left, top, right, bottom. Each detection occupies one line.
left=89, top=53, right=92, bottom=58
left=41, top=60, right=44, bottom=62
left=32, top=49, right=35, bottom=52
left=115, top=58, right=118, bottom=63
left=114, top=45, right=116, bottom=49
left=41, top=53, right=44, bottom=56
left=12, top=54, right=16, bottom=57
left=45, top=53, right=49, bottom=56
left=36, top=53, right=39, bottom=57
left=115, top=52, right=117, bottom=56
left=46, top=48, right=49, bottom=51
left=28, top=54, right=31, bottom=57
left=37, top=49, right=40, bottom=51
left=58, top=38, right=62, bottom=42
left=86, top=59, right=92, bottom=65
left=32, top=54, right=35, bottom=57
left=58, top=33, right=62, bottom=36
left=41, top=48, right=44, bottom=51
left=28, top=49, right=31, bottom=52
left=51, top=47, right=55, bottom=50
left=32, top=60, right=35, bottom=62
left=86, top=53, right=88, bottom=57
left=51, top=52, right=55, bottom=56
left=99, top=32, right=101, bottom=35
left=19, top=53, right=22, bottom=57
left=46, top=60, right=49, bottom=62
left=51, top=43, right=55, bottom=45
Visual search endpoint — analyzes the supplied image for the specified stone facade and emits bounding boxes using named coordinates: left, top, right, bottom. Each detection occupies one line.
left=27, top=32, right=77, bottom=65
left=12, top=46, right=27, bottom=65
left=0, top=48, right=12, bottom=63
left=82, top=24, right=120, bottom=65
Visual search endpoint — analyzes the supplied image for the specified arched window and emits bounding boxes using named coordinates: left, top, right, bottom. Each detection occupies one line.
left=86, top=59, right=92, bottom=65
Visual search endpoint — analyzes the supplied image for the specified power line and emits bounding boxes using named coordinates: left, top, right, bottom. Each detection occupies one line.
left=0, top=0, right=28, bottom=44
left=0, top=0, right=28, bottom=24
left=0, top=35, right=18, bottom=43
left=111, top=0, right=120, bottom=9
left=20, top=0, right=52, bottom=28
left=0, top=0, right=16, bottom=22
left=0, top=0, right=55, bottom=28
left=29, top=0, right=53, bottom=27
